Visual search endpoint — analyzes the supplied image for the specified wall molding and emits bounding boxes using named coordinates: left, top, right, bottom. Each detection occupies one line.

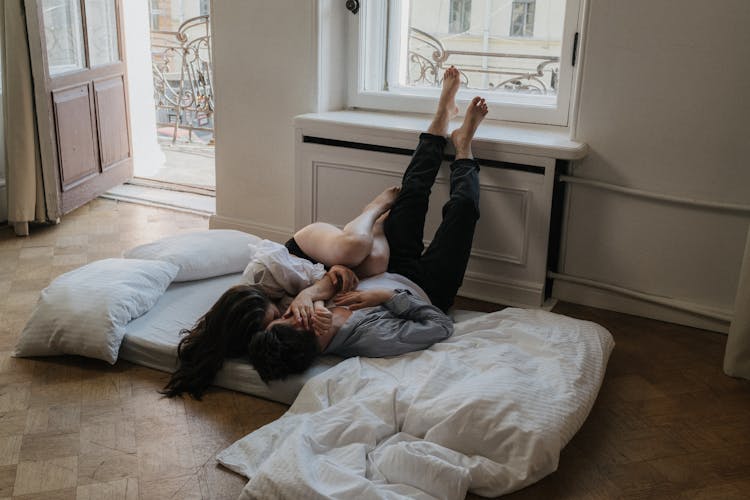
left=312, top=160, right=532, bottom=266
left=561, top=175, right=750, bottom=214
left=550, top=271, right=733, bottom=321
left=552, top=274, right=732, bottom=333
left=209, top=214, right=293, bottom=243
left=557, top=175, right=747, bottom=333
left=460, top=270, right=545, bottom=309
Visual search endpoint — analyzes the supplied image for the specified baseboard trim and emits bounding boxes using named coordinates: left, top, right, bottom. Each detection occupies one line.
left=459, top=270, right=545, bottom=308
left=209, top=214, right=293, bottom=243
left=0, top=180, right=7, bottom=223
left=100, top=193, right=213, bottom=216
left=552, top=279, right=731, bottom=333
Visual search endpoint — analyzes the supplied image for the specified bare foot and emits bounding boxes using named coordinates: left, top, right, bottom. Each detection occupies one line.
left=375, top=209, right=390, bottom=225
left=451, top=97, right=488, bottom=159
left=427, top=66, right=461, bottom=136
left=439, top=66, right=460, bottom=119
left=366, top=186, right=401, bottom=215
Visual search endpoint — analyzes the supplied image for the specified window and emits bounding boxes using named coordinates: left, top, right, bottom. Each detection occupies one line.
left=510, top=0, right=535, bottom=37
left=149, top=0, right=161, bottom=30
left=449, top=0, right=472, bottom=33
left=200, top=0, right=210, bottom=16
left=348, top=0, right=583, bottom=126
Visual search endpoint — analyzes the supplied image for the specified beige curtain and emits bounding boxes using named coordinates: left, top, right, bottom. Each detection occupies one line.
left=3, top=0, right=49, bottom=236
left=724, top=224, right=750, bottom=380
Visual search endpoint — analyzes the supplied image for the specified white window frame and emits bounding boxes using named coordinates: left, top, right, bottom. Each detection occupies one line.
left=347, top=0, right=585, bottom=127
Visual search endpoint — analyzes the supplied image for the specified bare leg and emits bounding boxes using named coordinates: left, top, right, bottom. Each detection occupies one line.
left=411, top=99, right=487, bottom=311
left=293, top=186, right=399, bottom=269
left=384, top=68, right=460, bottom=272
left=353, top=211, right=390, bottom=278
left=427, top=66, right=460, bottom=137
left=341, top=186, right=400, bottom=239
left=450, top=97, right=488, bottom=160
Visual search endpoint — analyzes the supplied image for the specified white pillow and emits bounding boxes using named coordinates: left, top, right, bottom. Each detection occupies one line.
left=13, top=258, right=179, bottom=364
left=123, top=229, right=261, bottom=282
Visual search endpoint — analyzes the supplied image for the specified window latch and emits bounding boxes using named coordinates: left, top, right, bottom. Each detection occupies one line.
left=346, top=0, right=360, bottom=15
left=571, top=32, right=579, bottom=66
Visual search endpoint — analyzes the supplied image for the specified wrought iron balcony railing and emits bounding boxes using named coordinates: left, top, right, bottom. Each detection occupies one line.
left=151, top=15, right=214, bottom=143
left=408, top=27, right=559, bottom=94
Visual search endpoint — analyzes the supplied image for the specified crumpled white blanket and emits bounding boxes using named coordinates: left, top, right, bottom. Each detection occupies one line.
left=217, top=308, right=615, bottom=500
left=242, top=239, right=326, bottom=299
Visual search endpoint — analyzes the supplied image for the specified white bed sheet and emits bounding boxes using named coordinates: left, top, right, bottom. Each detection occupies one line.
left=218, top=308, right=615, bottom=499
left=119, top=273, right=340, bottom=405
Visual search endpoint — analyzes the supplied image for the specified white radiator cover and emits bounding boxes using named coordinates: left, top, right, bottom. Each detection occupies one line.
left=294, top=118, right=563, bottom=308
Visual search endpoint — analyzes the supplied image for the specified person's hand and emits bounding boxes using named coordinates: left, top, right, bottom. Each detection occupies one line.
left=285, top=292, right=314, bottom=330
left=312, top=301, right=332, bottom=338
left=333, top=288, right=395, bottom=310
left=327, top=265, right=359, bottom=293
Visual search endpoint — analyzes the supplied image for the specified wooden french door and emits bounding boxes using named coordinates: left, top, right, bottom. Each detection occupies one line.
left=25, top=0, right=132, bottom=215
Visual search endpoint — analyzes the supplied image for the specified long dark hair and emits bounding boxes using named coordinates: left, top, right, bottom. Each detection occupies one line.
left=248, top=324, right=320, bottom=383
left=161, top=284, right=270, bottom=399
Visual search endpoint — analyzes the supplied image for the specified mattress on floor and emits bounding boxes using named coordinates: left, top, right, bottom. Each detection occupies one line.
left=119, top=273, right=340, bottom=405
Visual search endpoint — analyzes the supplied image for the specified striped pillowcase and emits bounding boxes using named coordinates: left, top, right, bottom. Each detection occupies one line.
left=14, top=258, right=179, bottom=364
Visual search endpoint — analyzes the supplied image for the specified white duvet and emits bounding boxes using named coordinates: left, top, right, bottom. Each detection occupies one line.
left=218, top=308, right=614, bottom=500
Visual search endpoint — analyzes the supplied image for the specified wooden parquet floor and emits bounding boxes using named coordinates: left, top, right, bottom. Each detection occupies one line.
left=1, top=198, right=748, bottom=499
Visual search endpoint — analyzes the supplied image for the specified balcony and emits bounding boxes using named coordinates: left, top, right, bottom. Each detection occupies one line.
left=151, top=15, right=214, bottom=144
left=407, top=27, right=560, bottom=94
left=146, top=15, right=215, bottom=190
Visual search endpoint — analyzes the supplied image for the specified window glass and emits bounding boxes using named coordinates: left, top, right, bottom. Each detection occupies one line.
left=510, top=0, right=535, bottom=37
left=200, top=0, right=210, bottom=16
left=41, top=0, right=86, bottom=76
left=352, top=0, right=580, bottom=125
left=149, top=0, right=210, bottom=32
left=449, top=0, right=472, bottom=33
left=406, top=0, right=563, bottom=95
left=85, top=0, right=120, bottom=67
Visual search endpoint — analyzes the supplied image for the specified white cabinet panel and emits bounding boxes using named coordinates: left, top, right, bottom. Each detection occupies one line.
left=296, top=130, right=556, bottom=307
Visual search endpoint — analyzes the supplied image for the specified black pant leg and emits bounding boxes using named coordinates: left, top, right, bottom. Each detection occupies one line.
left=414, top=158, right=481, bottom=312
left=385, top=133, right=446, bottom=273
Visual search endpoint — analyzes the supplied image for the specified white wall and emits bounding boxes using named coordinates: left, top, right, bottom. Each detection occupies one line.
left=210, top=1, right=320, bottom=238
left=0, top=21, right=6, bottom=223
left=555, top=0, right=750, bottom=331
left=122, top=0, right=164, bottom=177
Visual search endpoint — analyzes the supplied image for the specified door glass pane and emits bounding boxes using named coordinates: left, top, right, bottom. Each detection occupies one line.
left=41, top=0, right=86, bottom=76
left=85, top=0, right=120, bottom=66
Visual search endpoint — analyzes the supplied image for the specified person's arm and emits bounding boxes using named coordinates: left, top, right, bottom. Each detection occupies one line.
left=285, top=277, right=335, bottom=329
left=326, top=265, right=359, bottom=293
left=333, top=288, right=395, bottom=309
left=330, top=290, right=454, bottom=358
left=311, top=300, right=333, bottom=339
left=286, top=266, right=357, bottom=328
left=380, top=290, right=454, bottom=343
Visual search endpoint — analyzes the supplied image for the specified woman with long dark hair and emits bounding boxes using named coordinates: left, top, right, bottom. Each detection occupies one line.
left=161, top=284, right=270, bottom=399
left=160, top=192, right=393, bottom=399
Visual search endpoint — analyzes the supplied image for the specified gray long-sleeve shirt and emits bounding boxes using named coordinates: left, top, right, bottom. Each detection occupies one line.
left=323, top=290, right=454, bottom=358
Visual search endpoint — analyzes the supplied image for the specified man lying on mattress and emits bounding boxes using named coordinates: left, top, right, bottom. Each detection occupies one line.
left=163, top=67, right=488, bottom=396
